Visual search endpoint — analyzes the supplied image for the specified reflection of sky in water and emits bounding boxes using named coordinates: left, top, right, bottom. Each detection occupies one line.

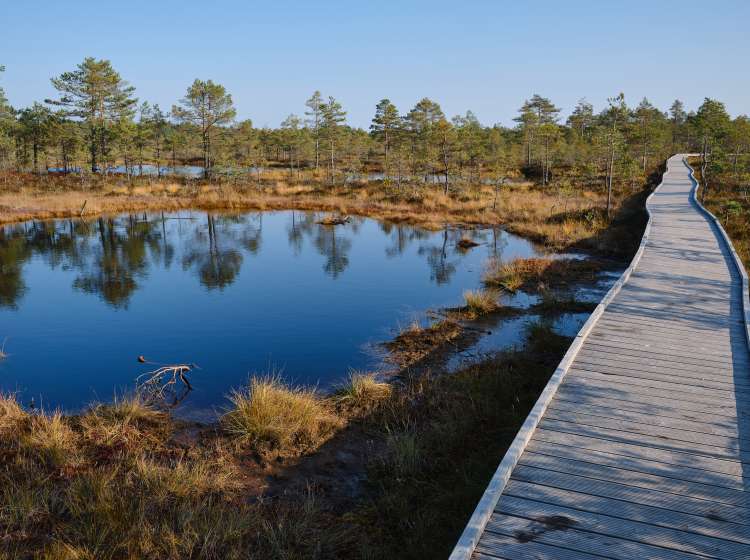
left=446, top=271, right=621, bottom=371
left=0, top=211, right=555, bottom=419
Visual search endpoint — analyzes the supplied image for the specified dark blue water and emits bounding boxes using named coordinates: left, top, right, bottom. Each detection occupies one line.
left=0, top=211, right=547, bottom=419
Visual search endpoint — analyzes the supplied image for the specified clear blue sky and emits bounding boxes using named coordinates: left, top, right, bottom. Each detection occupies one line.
left=1, top=0, right=748, bottom=128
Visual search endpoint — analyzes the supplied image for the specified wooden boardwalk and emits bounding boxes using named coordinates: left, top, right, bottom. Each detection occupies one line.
left=451, top=155, right=750, bottom=559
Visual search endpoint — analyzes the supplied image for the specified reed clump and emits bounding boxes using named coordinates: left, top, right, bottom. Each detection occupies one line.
left=222, top=375, right=340, bottom=454
left=462, top=289, right=500, bottom=316
left=334, top=371, right=392, bottom=414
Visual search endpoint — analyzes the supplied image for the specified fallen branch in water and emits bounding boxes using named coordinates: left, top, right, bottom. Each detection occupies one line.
left=135, top=362, right=199, bottom=407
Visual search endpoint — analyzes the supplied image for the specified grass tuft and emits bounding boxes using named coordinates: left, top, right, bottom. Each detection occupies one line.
left=462, top=289, right=500, bottom=316
left=222, top=375, right=339, bottom=454
left=0, top=393, right=26, bottom=435
left=335, top=371, right=392, bottom=413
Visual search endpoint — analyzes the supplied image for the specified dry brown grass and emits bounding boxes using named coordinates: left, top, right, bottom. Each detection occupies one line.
left=0, top=172, right=622, bottom=253
left=334, top=371, right=393, bottom=414
left=690, top=158, right=750, bottom=269
left=222, top=375, right=340, bottom=454
left=483, top=257, right=602, bottom=292
left=462, top=289, right=500, bottom=316
left=0, top=391, right=345, bottom=558
left=383, top=319, right=463, bottom=368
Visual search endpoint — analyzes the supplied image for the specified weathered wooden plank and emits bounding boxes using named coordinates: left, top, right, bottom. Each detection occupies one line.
left=575, top=347, right=740, bottom=376
left=519, top=450, right=750, bottom=508
left=557, top=380, right=748, bottom=421
left=549, top=399, right=748, bottom=441
left=532, top=427, right=746, bottom=478
left=560, top=377, right=744, bottom=412
left=497, top=494, right=750, bottom=558
left=503, top=479, right=750, bottom=546
left=572, top=353, right=742, bottom=384
left=567, top=369, right=746, bottom=402
left=455, top=155, right=750, bottom=559
left=597, top=314, right=741, bottom=337
left=539, top=418, right=750, bottom=464
left=587, top=330, right=746, bottom=359
left=475, top=529, right=607, bottom=560
left=483, top=512, right=700, bottom=560
left=553, top=389, right=744, bottom=429
left=524, top=440, right=747, bottom=490
left=581, top=339, right=749, bottom=367
left=569, top=359, right=748, bottom=390
left=544, top=406, right=748, bottom=451
left=511, top=464, right=750, bottom=526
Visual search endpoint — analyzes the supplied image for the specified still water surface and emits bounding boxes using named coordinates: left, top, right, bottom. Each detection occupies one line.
left=0, top=211, right=554, bottom=419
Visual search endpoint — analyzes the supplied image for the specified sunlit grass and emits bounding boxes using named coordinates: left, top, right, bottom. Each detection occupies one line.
left=222, top=375, right=339, bottom=453
left=483, top=257, right=601, bottom=292
left=462, top=289, right=499, bottom=315
left=334, top=371, right=392, bottom=413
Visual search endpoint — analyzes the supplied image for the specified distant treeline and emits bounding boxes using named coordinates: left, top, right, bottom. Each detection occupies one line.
left=0, top=58, right=748, bottom=195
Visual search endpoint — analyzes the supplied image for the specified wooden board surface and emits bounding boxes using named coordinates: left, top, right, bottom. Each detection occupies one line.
left=460, top=155, right=750, bottom=559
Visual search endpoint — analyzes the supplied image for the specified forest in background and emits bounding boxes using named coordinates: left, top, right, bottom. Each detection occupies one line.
left=0, top=58, right=748, bottom=214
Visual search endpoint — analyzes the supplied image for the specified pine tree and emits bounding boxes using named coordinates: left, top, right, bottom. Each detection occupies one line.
left=305, top=91, right=323, bottom=170
left=319, top=96, right=346, bottom=183
left=17, top=103, right=53, bottom=173
left=172, top=79, right=236, bottom=178
left=47, top=57, right=137, bottom=172
left=370, top=99, right=400, bottom=178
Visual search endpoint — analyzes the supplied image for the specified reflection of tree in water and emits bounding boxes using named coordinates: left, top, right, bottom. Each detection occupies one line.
left=239, top=213, right=263, bottom=254
left=73, top=216, right=161, bottom=308
left=487, top=227, right=509, bottom=261
left=158, top=212, right=176, bottom=270
left=381, top=223, right=430, bottom=258
left=0, top=217, right=167, bottom=309
left=286, top=211, right=323, bottom=255
left=315, top=225, right=352, bottom=278
left=286, top=211, right=305, bottom=255
left=182, top=214, right=244, bottom=289
left=285, top=212, right=354, bottom=278
left=418, top=227, right=459, bottom=284
left=0, top=228, right=32, bottom=308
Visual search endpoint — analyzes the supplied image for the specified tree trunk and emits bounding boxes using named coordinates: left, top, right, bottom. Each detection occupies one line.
left=606, top=143, right=615, bottom=220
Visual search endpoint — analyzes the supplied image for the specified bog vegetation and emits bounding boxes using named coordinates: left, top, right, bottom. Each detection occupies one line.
left=1, top=57, right=749, bottom=558
left=0, top=58, right=746, bottom=227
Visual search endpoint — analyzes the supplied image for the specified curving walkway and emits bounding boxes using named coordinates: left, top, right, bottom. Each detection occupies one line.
left=451, top=155, right=750, bottom=559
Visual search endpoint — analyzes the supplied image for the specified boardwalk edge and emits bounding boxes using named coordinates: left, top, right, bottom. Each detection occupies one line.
left=448, top=157, right=670, bottom=560
left=684, top=157, right=750, bottom=351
